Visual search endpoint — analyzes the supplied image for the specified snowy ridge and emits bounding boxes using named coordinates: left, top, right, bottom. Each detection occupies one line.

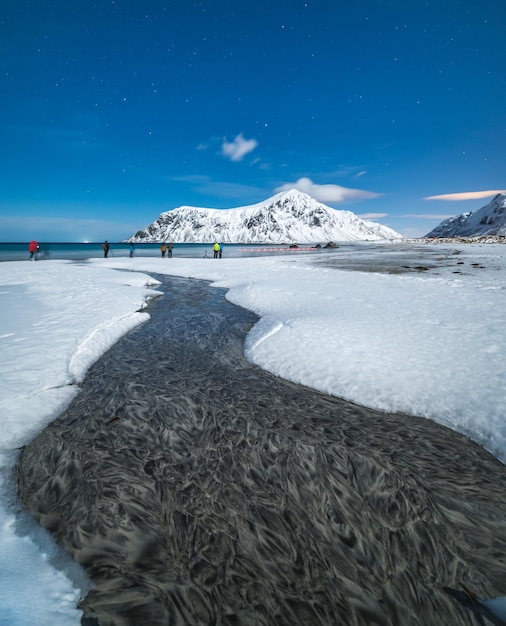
left=425, top=193, right=506, bottom=238
left=127, top=190, right=402, bottom=243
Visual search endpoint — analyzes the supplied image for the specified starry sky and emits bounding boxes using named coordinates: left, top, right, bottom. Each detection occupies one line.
left=1, top=0, right=505, bottom=241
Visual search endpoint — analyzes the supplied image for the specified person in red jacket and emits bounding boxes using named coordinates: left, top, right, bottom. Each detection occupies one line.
left=28, top=240, right=38, bottom=260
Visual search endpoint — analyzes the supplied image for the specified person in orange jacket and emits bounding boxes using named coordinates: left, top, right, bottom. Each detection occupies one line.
left=28, top=240, right=38, bottom=260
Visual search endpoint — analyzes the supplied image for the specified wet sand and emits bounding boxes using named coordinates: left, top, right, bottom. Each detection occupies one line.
left=16, top=275, right=506, bottom=625
left=315, top=242, right=473, bottom=275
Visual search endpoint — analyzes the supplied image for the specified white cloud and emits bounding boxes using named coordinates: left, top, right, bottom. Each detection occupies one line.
left=221, top=134, right=258, bottom=161
left=425, top=190, right=506, bottom=201
left=275, top=177, right=380, bottom=203
left=358, top=213, right=388, bottom=219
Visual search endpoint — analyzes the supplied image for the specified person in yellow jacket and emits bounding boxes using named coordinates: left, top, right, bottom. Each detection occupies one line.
left=160, top=243, right=166, bottom=258
left=213, top=242, right=220, bottom=258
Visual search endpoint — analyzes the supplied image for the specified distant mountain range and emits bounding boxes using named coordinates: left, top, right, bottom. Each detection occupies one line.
left=425, top=193, right=506, bottom=238
left=126, top=190, right=402, bottom=244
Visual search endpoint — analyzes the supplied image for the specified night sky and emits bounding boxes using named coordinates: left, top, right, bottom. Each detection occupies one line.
left=1, top=0, right=505, bottom=241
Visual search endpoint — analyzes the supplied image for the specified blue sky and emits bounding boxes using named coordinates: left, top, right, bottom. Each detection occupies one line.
left=1, top=0, right=505, bottom=241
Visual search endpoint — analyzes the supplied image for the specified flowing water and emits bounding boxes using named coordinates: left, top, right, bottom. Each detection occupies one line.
left=16, top=275, right=506, bottom=625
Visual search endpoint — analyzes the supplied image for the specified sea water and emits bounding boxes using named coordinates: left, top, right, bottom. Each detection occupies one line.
left=0, top=242, right=336, bottom=262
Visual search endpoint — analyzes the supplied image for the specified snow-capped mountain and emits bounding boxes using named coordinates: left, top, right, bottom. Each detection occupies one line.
left=425, top=193, right=506, bottom=238
left=127, top=190, right=402, bottom=243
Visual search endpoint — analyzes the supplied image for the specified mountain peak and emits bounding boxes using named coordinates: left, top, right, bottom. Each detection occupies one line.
left=127, top=192, right=402, bottom=243
left=274, top=188, right=310, bottom=200
left=425, top=193, right=506, bottom=238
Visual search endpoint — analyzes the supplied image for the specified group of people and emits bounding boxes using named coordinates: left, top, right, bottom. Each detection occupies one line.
left=26, top=240, right=222, bottom=260
left=102, top=241, right=223, bottom=258
left=160, top=241, right=223, bottom=258
left=160, top=242, right=173, bottom=258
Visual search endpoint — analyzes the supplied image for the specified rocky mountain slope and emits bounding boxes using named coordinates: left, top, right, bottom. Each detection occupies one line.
left=127, top=190, right=402, bottom=243
left=425, top=193, right=506, bottom=238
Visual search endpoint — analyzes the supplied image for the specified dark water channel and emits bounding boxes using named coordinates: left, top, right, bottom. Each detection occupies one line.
left=17, top=275, right=506, bottom=625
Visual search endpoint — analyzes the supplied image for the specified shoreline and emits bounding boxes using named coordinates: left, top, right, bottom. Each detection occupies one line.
left=17, top=274, right=506, bottom=625
left=0, top=236, right=505, bottom=263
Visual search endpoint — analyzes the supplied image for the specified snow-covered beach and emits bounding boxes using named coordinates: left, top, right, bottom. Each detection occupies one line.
left=1, top=242, right=506, bottom=624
